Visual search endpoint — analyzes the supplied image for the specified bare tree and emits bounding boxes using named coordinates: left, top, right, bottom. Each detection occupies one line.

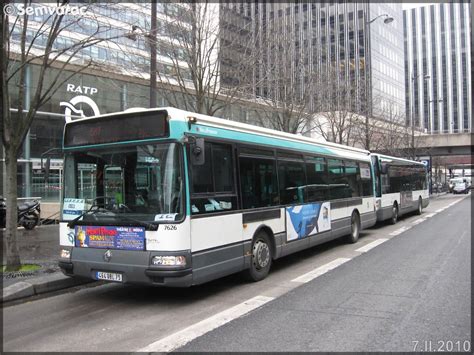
left=253, top=63, right=316, bottom=134
left=146, top=1, right=260, bottom=116
left=248, top=10, right=319, bottom=134
left=306, top=66, right=365, bottom=145
left=357, top=99, right=409, bottom=155
left=1, top=0, right=126, bottom=270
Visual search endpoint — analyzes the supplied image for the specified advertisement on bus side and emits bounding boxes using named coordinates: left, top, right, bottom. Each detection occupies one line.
left=286, top=202, right=331, bottom=241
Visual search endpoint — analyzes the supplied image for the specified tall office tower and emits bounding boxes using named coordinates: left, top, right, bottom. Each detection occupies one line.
left=220, top=2, right=405, bottom=120
left=404, top=2, right=472, bottom=134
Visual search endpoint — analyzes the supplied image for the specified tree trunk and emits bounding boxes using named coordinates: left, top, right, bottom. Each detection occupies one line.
left=4, top=146, right=21, bottom=271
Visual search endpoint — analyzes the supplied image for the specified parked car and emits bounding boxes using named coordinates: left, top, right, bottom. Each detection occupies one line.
left=452, top=182, right=469, bottom=194
left=449, top=178, right=466, bottom=193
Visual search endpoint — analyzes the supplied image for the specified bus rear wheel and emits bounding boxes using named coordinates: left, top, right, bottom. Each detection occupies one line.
left=244, top=231, right=272, bottom=282
left=345, top=211, right=360, bottom=244
left=390, top=204, right=398, bottom=225
left=416, top=197, right=423, bottom=215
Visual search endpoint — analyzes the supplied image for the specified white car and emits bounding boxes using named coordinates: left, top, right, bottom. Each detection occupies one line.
left=453, top=182, right=469, bottom=194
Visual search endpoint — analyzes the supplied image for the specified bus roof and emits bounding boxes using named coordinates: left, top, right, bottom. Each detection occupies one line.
left=65, top=107, right=371, bottom=158
left=371, top=153, right=425, bottom=166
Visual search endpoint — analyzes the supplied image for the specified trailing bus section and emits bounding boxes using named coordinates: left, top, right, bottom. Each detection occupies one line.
left=371, top=154, right=430, bottom=224
left=56, top=107, right=428, bottom=287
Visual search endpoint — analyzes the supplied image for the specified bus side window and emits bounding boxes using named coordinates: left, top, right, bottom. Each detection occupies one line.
left=190, top=142, right=237, bottom=214
left=359, top=162, right=373, bottom=196
left=344, top=161, right=360, bottom=198
left=239, top=156, right=279, bottom=209
left=277, top=156, right=305, bottom=205
left=190, top=143, right=213, bottom=193
left=328, top=159, right=345, bottom=199
left=305, top=156, right=328, bottom=202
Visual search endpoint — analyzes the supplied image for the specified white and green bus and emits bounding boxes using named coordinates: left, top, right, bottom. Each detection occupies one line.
left=371, top=153, right=430, bottom=224
left=59, top=107, right=377, bottom=286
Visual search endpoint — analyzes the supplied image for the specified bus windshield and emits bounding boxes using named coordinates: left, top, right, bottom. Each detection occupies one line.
left=62, top=142, right=183, bottom=224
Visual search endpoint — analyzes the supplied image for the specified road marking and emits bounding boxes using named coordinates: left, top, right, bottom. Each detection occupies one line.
left=435, top=208, right=446, bottom=213
left=137, top=295, right=274, bottom=353
left=389, top=226, right=411, bottom=236
left=424, top=213, right=436, bottom=218
left=355, top=238, right=388, bottom=253
left=291, top=258, right=351, bottom=283
left=412, top=218, right=426, bottom=225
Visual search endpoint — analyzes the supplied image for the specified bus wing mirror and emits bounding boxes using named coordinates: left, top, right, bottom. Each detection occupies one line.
left=380, top=163, right=388, bottom=174
left=190, top=138, right=205, bottom=166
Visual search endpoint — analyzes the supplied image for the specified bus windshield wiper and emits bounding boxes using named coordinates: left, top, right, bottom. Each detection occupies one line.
left=67, top=205, right=158, bottom=231
left=67, top=205, right=110, bottom=229
left=114, top=209, right=158, bottom=231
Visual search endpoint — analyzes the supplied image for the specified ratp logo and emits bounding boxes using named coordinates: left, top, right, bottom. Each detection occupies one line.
left=60, top=84, right=100, bottom=122
left=4, top=4, right=87, bottom=17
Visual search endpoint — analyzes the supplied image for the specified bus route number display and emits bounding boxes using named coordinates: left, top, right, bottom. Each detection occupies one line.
left=64, top=111, right=169, bottom=147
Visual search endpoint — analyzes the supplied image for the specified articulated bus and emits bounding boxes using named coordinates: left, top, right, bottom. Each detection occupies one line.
left=58, top=107, right=377, bottom=287
left=371, top=153, right=430, bottom=224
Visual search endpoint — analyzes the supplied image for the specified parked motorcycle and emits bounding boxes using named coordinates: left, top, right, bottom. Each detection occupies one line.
left=0, top=197, right=41, bottom=230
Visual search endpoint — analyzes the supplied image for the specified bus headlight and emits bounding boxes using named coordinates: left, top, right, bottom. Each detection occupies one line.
left=151, top=255, right=186, bottom=267
left=60, top=249, right=71, bottom=259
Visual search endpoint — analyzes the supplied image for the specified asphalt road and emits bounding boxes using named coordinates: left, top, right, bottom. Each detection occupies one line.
left=179, top=194, right=471, bottom=352
left=2, top=194, right=470, bottom=352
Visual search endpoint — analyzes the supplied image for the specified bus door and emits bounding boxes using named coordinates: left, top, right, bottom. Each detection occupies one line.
left=189, top=142, right=241, bottom=253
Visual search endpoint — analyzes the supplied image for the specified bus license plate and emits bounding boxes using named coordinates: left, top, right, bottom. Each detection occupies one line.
left=96, top=271, right=123, bottom=282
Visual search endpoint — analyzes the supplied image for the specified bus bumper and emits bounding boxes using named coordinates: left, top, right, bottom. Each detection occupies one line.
left=59, top=247, right=194, bottom=287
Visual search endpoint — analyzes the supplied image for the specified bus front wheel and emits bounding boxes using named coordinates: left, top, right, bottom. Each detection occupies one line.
left=245, top=231, right=272, bottom=282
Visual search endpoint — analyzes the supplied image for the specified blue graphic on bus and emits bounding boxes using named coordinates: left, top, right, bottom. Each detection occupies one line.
left=286, top=202, right=331, bottom=241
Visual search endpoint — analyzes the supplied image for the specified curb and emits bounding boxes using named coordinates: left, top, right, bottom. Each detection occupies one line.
left=2, top=273, right=95, bottom=303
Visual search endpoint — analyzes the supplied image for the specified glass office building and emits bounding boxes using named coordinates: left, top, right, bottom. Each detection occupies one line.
left=404, top=2, right=472, bottom=134
left=220, top=2, right=405, bottom=119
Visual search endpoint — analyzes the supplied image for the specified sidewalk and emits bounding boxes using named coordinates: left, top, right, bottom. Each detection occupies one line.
left=1, top=224, right=93, bottom=303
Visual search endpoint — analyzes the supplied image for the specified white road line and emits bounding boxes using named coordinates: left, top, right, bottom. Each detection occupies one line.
left=389, top=226, right=411, bottom=236
left=435, top=208, right=446, bottom=213
left=355, top=238, right=388, bottom=253
left=136, top=295, right=274, bottom=353
left=412, top=218, right=426, bottom=225
left=291, top=257, right=351, bottom=283
left=424, top=213, right=436, bottom=218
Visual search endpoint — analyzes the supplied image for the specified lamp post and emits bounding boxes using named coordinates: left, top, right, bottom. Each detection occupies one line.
left=364, top=13, right=394, bottom=150
left=127, top=3, right=157, bottom=108
left=410, top=73, right=430, bottom=159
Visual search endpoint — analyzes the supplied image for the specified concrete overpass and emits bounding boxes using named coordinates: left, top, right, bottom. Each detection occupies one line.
left=414, top=133, right=473, bottom=173
left=415, top=133, right=473, bottom=156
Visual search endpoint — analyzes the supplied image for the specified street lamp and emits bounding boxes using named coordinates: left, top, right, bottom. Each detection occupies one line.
left=364, top=13, right=394, bottom=150
left=410, top=73, right=430, bottom=159
left=127, top=3, right=158, bottom=108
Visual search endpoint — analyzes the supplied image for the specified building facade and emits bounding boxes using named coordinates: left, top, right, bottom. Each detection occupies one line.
left=220, top=2, right=406, bottom=120
left=404, top=2, right=472, bottom=134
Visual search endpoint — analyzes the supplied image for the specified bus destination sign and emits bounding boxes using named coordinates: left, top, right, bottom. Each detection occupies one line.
left=64, top=110, right=169, bottom=147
